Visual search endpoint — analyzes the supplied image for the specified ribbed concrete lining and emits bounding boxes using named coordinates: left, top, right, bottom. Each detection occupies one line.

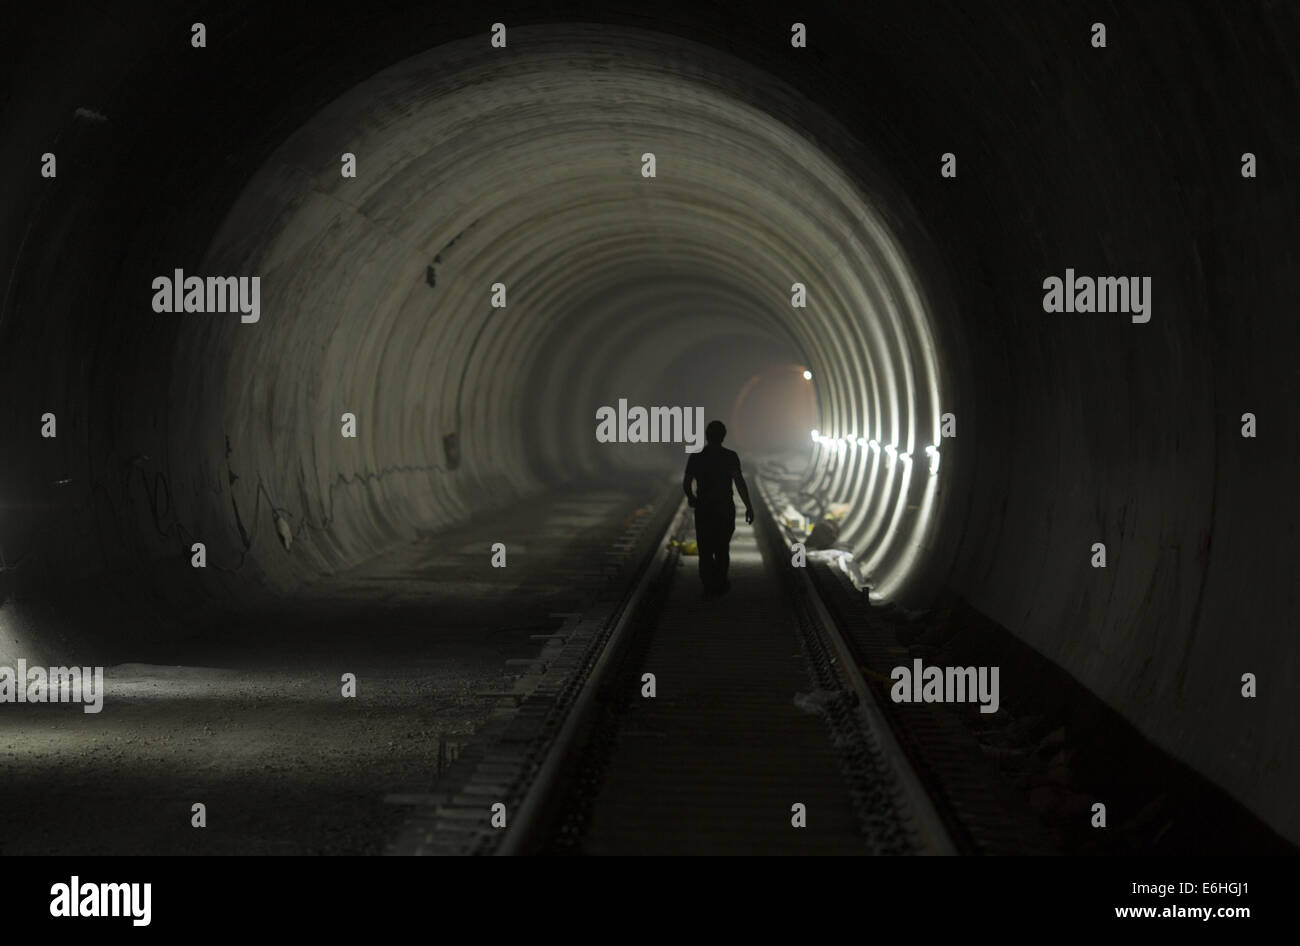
left=177, top=27, right=944, bottom=596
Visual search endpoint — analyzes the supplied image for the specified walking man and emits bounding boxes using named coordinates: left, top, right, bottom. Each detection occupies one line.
left=682, top=420, right=753, bottom=596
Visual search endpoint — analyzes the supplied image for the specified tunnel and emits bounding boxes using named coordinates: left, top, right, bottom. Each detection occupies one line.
left=165, top=24, right=947, bottom=603
left=1, top=0, right=1296, bottom=858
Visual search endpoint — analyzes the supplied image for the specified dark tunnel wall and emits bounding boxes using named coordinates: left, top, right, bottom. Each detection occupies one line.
left=0, top=2, right=1297, bottom=840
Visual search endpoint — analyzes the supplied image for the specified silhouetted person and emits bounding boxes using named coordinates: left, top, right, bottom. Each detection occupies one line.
left=683, top=420, right=753, bottom=596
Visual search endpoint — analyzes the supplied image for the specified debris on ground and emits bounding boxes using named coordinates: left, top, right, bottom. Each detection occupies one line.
left=808, top=548, right=870, bottom=591
left=806, top=519, right=840, bottom=549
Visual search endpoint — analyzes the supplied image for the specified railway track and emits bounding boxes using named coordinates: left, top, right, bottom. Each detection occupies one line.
left=392, top=480, right=958, bottom=855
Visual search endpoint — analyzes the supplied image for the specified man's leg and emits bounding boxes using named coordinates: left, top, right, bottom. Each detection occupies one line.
left=696, top=506, right=727, bottom=593
left=715, top=504, right=736, bottom=590
left=697, top=534, right=715, bottom=590
left=695, top=510, right=716, bottom=591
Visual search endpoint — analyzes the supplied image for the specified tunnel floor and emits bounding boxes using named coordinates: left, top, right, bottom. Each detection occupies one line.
left=3, top=475, right=1288, bottom=856
left=385, top=478, right=1295, bottom=856
left=0, top=481, right=665, bottom=855
left=567, top=519, right=867, bottom=854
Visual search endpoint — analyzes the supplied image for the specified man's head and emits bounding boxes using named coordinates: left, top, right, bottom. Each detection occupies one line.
left=705, top=420, right=726, bottom=445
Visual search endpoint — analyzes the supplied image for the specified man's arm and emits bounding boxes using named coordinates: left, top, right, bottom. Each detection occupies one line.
left=682, top=469, right=696, bottom=507
left=734, top=471, right=754, bottom=524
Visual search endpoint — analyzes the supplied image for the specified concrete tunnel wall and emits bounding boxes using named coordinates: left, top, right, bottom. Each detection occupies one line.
left=0, top=2, right=1296, bottom=841
left=172, top=27, right=946, bottom=599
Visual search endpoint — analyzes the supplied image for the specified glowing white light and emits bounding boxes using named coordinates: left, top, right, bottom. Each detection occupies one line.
left=925, top=444, right=940, bottom=475
left=869, top=439, right=879, bottom=450
left=856, top=437, right=867, bottom=447
left=802, top=369, right=813, bottom=380
left=810, top=428, right=820, bottom=441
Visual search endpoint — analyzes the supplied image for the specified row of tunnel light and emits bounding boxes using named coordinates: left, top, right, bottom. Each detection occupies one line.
left=809, top=429, right=941, bottom=476
left=800, top=369, right=940, bottom=475
left=802, top=412, right=944, bottom=603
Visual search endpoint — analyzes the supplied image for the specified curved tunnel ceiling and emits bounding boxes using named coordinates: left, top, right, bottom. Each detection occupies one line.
left=177, top=25, right=946, bottom=599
